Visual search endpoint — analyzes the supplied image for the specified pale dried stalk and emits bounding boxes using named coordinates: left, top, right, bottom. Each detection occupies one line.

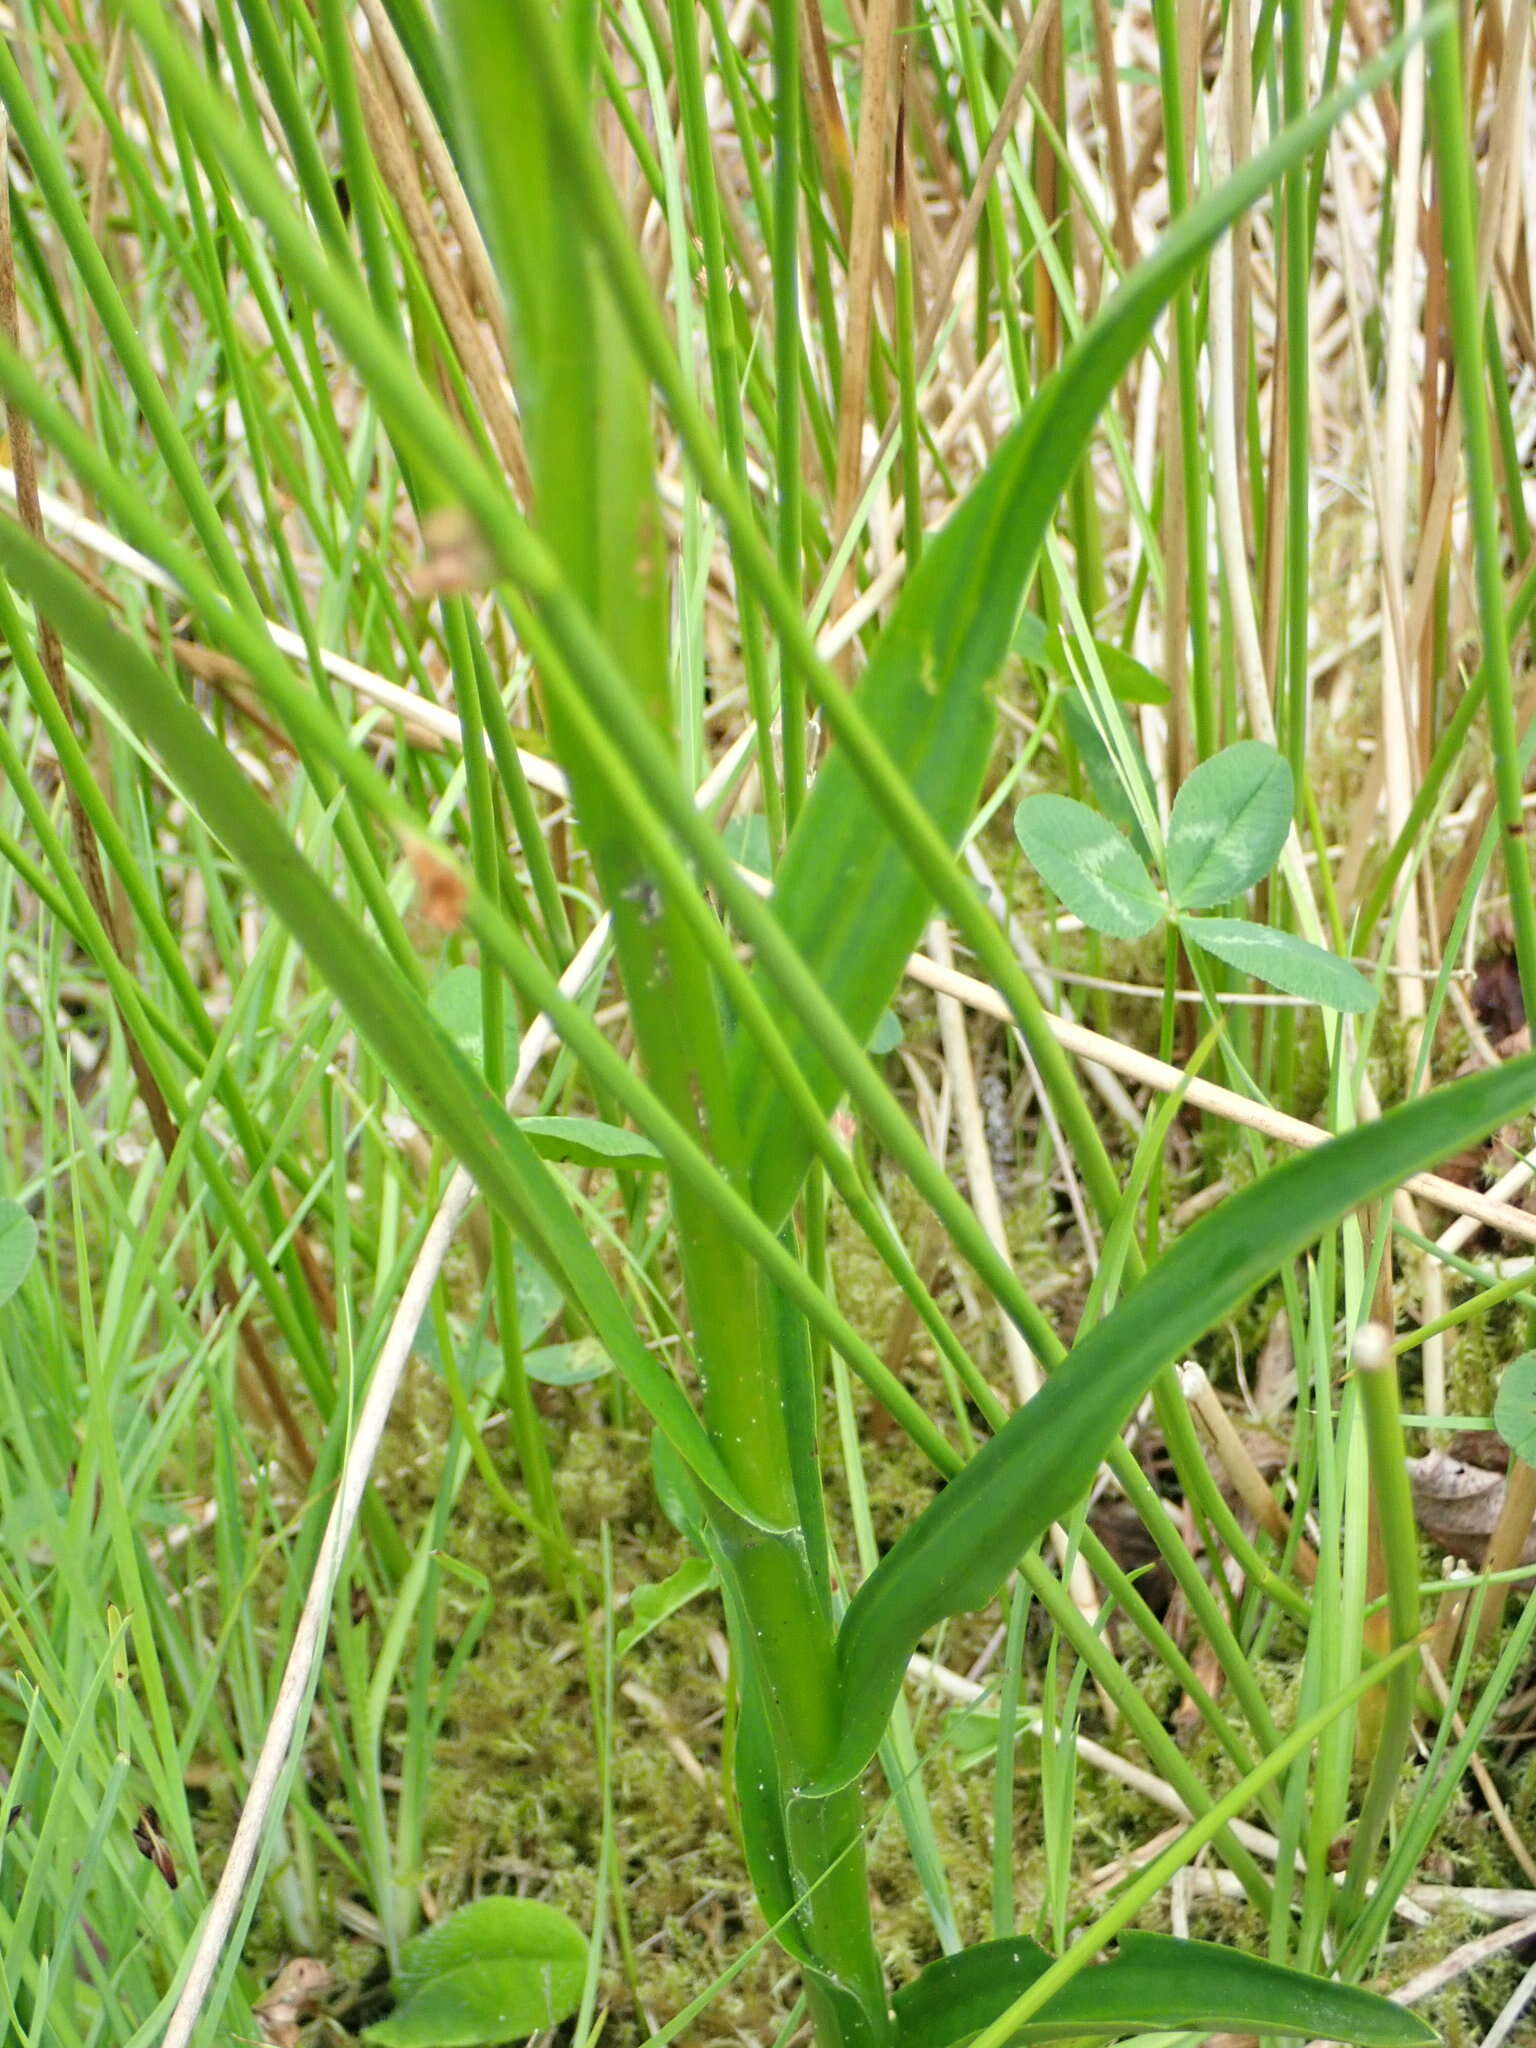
left=1387, top=1908, right=1536, bottom=2010
left=354, top=0, right=505, bottom=341
left=852, top=0, right=1061, bottom=515
left=905, top=949, right=1536, bottom=1247
left=349, top=46, right=532, bottom=503
left=927, top=920, right=1103, bottom=1637
left=1476, top=1458, right=1536, bottom=1653
left=1417, top=1647, right=1536, bottom=1884
left=0, top=467, right=569, bottom=796
left=1088, top=0, right=1135, bottom=272
left=906, top=1650, right=1282, bottom=1865
left=1377, top=0, right=1428, bottom=1031
left=832, top=0, right=899, bottom=543
left=1399, top=0, right=1530, bottom=665
left=1180, top=1360, right=1318, bottom=1583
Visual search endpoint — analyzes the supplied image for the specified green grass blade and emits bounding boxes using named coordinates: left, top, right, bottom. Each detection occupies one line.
left=0, top=514, right=774, bottom=1536
left=820, top=1048, right=1536, bottom=1790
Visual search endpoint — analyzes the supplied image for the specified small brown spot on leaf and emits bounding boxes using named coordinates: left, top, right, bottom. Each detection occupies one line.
left=253, top=1957, right=334, bottom=2047
left=413, top=505, right=494, bottom=597
left=405, top=836, right=468, bottom=933
left=132, top=1805, right=178, bottom=1888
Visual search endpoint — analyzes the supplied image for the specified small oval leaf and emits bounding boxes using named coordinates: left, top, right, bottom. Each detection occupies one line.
left=0, top=1201, right=37, bottom=1308
left=1058, top=694, right=1157, bottom=864
left=523, top=1337, right=611, bottom=1386
left=868, top=1008, right=904, bottom=1055
left=1026, top=619, right=1170, bottom=705
left=517, top=1116, right=663, bottom=1170
left=1166, top=741, right=1294, bottom=910
left=427, top=964, right=515, bottom=1074
left=1494, top=1352, right=1536, bottom=1465
left=1014, top=796, right=1164, bottom=940
left=616, top=1555, right=717, bottom=1657
left=364, top=1897, right=587, bottom=2048
left=1181, top=917, right=1378, bottom=1012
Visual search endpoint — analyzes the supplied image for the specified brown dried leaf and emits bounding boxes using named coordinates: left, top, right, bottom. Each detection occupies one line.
left=412, top=504, right=495, bottom=597
left=404, top=836, right=468, bottom=934
left=1408, top=1450, right=1536, bottom=1565
left=253, top=1958, right=334, bottom=2047
left=1254, top=1312, right=1296, bottom=1419
left=1474, top=951, right=1526, bottom=1042
left=130, top=1804, right=177, bottom=1889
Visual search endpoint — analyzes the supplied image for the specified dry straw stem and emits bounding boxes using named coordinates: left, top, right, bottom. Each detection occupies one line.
left=1178, top=1359, right=1319, bottom=1584
left=354, top=0, right=506, bottom=340
left=1376, top=0, right=1428, bottom=1030
left=1386, top=1907, right=1536, bottom=2011
left=832, top=0, right=899, bottom=543
left=1475, top=1456, right=1536, bottom=1651
left=927, top=917, right=1105, bottom=1639
left=906, top=949, right=1536, bottom=1247
left=1416, top=1648, right=1536, bottom=1887
left=0, top=467, right=569, bottom=791
left=347, top=32, right=532, bottom=502
left=912, top=1646, right=1536, bottom=1946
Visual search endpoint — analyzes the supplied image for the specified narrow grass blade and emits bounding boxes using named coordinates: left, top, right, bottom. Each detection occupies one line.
left=820, top=1048, right=1536, bottom=1789
left=0, top=516, right=774, bottom=1535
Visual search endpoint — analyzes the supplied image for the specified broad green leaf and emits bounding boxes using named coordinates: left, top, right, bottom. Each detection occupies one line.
left=1494, top=1352, right=1536, bottom=1465
left=729, top=10, right=1434, bottom=1229
left=429, top=964, right=516, bottom=1075
left=1023, top=616, right=1170, bottom=706
left=414, top=1249, right=562, bottom=1388
left=1084, top=640, right=1170, bottom=707
left=523, top=1338, right=611, bottom=1386
left=1012, top=613, right=1051, bottom=665
left=868, top=1008, right=904, bottom=1055
left=1165, top=742, right=1293, bottom=909
left=0, top=1201, right=37, bottom=1307
left=722, top=812, right=772, bottom=878
left=0, top=519, right=780, bottom=1535
left=615, top=1555, right=717, bottom=1657
left=818, top=1046, right=1536, bottom=1791
left=1058, top=694, right=1157, bottom=864
left=1182, top=917, right=1378, bottom=1012
left=1013, top=796, right=1164, bottom=940
left=420, top=1326, right=596, bottom=1395
left=517, top=1116, right=663, bottom=1170
left=364, top=1896, right=587, bottom=2047
left=650, top=1427, right=708, bottom=1549
left=891, top=1931, right=1435, bottom=2047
